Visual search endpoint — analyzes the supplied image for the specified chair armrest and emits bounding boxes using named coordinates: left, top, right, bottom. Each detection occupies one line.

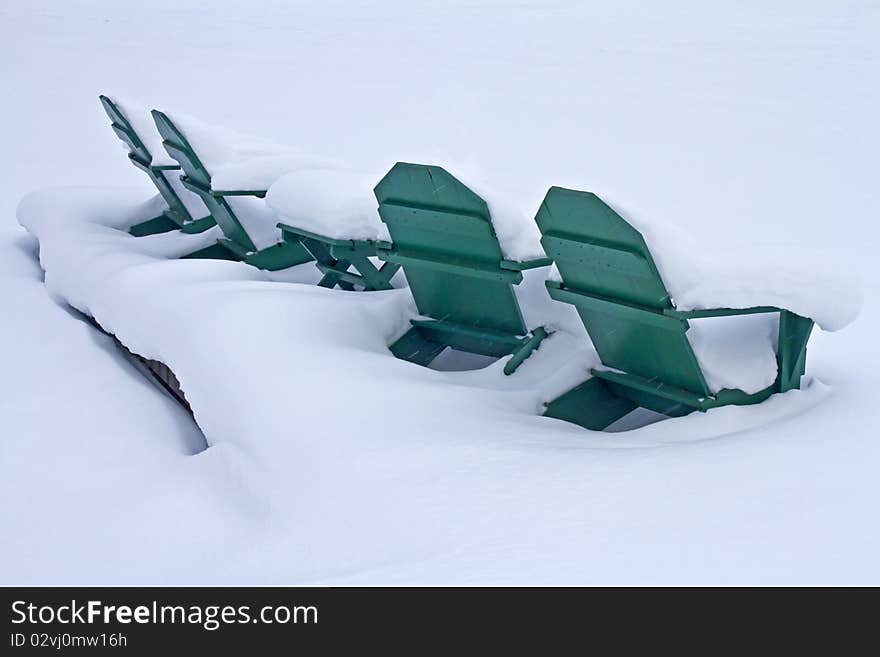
left=379, top=249, right=523, bottom=284
left=211, top=188, right=267, bottom=199
left=663, top=306, right=781, bottom=319
left=500, top=257, right=553, bottom=271
left=182, top=177, right=267, bottom=199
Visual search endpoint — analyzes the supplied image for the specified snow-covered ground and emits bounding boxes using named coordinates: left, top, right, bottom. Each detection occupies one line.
left=2, top=0, right=878, bottom=584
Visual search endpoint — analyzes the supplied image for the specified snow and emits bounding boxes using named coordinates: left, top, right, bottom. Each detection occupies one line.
left=433, top=168, right=547, bottom=261
left=105, top=96, right=210, bottom=220
left=672, top=246, right=862, bottom=332
left=161, top=110, right=344, bottom=191
left=163, top=168, right=211, bottom=221
left=267, top=169, right=390, bottom=242
left=16, top=185, right=849, bottom=584
left=106, top=96, right=177, bottom=167
left=549, top=198, right=859, bottom=392
left=687, top=313, right=780, bottom=394
left=2, top=0, right=879, bottom=585
left=225, top=195, right=286, bottom=251
left=609, top=200, right=862, bottom=332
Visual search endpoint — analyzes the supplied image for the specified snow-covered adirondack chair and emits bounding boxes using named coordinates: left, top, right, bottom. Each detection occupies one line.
left=150, top=110, right=314, bottom=271
left=374, top=163, right=552, bottom=375
left=98, top=96, right=215, bottom=237
left=268, top=169, right=401, bottom=291
left=536, top=186, right=820, bottom=430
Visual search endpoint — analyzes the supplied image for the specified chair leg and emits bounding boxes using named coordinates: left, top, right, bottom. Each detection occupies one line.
left=347, top=256, right=399, bottom=291
left=389, top=326, right=447, bottom=367
left=776, top=311, right=814, bottom=393
left=317, top=260, right=356, bottom=290
left=544, top=377, right=638, bottom=431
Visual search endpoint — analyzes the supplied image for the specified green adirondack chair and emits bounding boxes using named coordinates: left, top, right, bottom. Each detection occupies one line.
left=374, top=163, right=551, bottom=375
left=151, top=110, right=312, bottom=271
left=535, top=186, right=815, bottom=430
left=276, top=223, right=401, bottom=291
left=99, top=95, right=215, bottom=237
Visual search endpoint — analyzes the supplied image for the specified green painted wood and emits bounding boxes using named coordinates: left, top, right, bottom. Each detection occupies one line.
left=375, top=163, right=548, bottom=373
left=181, top=241, right=241, bottom=261
left=389, top=320, right=547, bottom=368
left=99, top=96, right=215, bottom=236
left=537, top=188, right=711, bottom=395
left=543, top=378, right=638, bottom=431
left=500, top=257, right=553, bottom=271
left=389, top=327, right=447, bottom=367
left=590, top=369, right=713, bottom=410
left=100, top=96, right=153, bottom=164
left=179, top=215, right=218, bottom=234
left=376, top=162, right=530, bottom=332
left=503, top=326, right=548, bottom=375
left=777, top=311, right=814, bottom=393
left=180, top=177, right=258, bottom=252
left=278, top=224, right=399, bottom=291
left=537, top=189, right=672, bottom=309
left=242, top=241, right=313, bottom=271
left=665, top=306, right=780, bottom=319
left=379, top=250, right=523, bottom=284
left=537, top=185, right=814, bottom=430
left=546, top=281, right=685, bottom=331
left=277, top=224, right=353, bottom=248
left=152, top=110, right=312, bottom=270
left=410, top=319, right=526, bottom=353
left=152, top=111, right=254, bottom=249
left=211, top=189, right=267, bottom=198
left=127, top=213, right=179, bottom=237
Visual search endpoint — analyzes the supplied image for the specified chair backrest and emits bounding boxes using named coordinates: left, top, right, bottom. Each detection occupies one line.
left=151, top=110, right=256, bottom=251
left=536, top=186, right=710, bottom=394
left=99, top=95, right=153, bottom=166
left=375, top=163, right=527, bottom=335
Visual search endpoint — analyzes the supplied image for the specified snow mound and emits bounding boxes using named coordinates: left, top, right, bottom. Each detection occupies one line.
left=267, top=169, right=390, bottom=242
left=607, top=199, right=862, bottom=332
left=18, top=186, right=841, bottom=421
left=225, top=195, right=286, bottom=251
left=673, top=246, right=863, bottom=332
left=161, top=110, right=344, bottom=191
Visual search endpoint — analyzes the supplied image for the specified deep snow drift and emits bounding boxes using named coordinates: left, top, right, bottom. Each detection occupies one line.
left=2, top=0, right=878, bottom=584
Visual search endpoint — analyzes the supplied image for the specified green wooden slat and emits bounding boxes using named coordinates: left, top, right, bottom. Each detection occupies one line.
left=543, top=377, right=638, bottom=431
left=545, top=281, right=685, bottom=332
left=101, top=95, right=212, bottom=233
left=500, top=257, right=553, bottom=271
left=381, top=250, right=523, bottom=284
left=389, top=327, right=447, bottom=367
left=212, top=189, right=267, bottom=198
left=536, top=187, right=672, bottom=309
left=315, top=263, right=363, bottom=286
left=379, top=202, right=495, bottom=239
left=277, top=223, right=354, bottom=249
left=410, top=319, right=527, bottom=347
left=537, top=187, right=712, bottom=397
left=503, top=327, right=548, bottom=375
left=590, top=369, right=713, bottom=410
left=542, top=233, right=656, bottom=279
left=777, top=311, right=814, bottom=393
left=664, top=306, right=780, bottom=319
